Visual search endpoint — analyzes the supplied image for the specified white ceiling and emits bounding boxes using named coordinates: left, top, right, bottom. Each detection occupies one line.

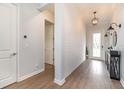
left=41, top=3, right=118, bottom=30
left=68, top=3, right=118, bottom=29
left=37, top=3, right=54, bottom=15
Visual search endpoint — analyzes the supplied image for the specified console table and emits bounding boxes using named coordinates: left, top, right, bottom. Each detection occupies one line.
left=105, top=50, right=121, bottom=80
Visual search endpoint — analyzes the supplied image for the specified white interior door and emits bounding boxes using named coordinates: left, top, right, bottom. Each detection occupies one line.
left=45, top=21, right=54, bottom=65
left=0, top=4, right=17, bottom=88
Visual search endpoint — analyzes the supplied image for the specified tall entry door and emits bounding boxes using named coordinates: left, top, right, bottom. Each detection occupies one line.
left=0, top=4, right=17, bottom=88
left=92, top=33, right=102, bottom=60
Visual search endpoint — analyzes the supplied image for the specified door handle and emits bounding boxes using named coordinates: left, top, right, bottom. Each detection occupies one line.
left=12, top=53, right=17, bottom=56
left=101, top=45, right=104, bottom=49
left=10, top=53, right=17, bottom=57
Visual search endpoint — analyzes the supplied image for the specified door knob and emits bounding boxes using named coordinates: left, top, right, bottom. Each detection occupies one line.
left=10, top=53, right=17, bottom=57
left=12, top=53, right=17, bottom=56
left=101, top=45, right=104, bottom=48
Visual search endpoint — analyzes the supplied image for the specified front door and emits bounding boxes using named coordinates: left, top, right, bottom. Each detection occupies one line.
left=92, top=33, right=102, bottom=60
left=0, top=4, right=17, bottom=88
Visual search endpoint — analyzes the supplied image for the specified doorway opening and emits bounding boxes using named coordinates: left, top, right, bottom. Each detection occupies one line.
left=92, top=33, right=101, bottom=59
left=44, top=20, right=54, bottom=74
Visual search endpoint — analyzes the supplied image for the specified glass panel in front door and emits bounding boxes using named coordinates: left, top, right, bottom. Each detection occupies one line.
left=93, top=33, right=101, bottom=58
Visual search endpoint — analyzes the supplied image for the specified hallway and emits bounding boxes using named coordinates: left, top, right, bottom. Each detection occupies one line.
left=5, top=60, right=123, bottom=89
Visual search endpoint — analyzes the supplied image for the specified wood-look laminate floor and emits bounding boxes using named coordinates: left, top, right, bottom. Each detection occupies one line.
left=5, top=60, right=123, bottom=89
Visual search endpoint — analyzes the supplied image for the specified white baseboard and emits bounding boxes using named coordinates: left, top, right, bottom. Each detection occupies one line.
left=17, top=68, right=44, bottom=82
left=54, top=61, right=84, bottom=86
left=65, top=61, right=83, bottom=79
left=54, top=78, right=65, bottom=86
left=120, top=78, right=124, bottom=88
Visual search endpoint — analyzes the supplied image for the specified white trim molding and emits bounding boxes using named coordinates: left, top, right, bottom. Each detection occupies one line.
left=17, top=68, right=44, bottom=82
left=120, top=78, right=124, bottom=88
left=54, top=78, right=66, bottom=86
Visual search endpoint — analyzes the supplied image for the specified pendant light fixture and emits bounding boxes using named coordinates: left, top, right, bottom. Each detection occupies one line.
left=92, top=11, right=98, bottom=25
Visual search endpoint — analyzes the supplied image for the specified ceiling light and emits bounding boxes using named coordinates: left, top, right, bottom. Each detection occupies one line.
left=92, top=11, right=98, bottom=25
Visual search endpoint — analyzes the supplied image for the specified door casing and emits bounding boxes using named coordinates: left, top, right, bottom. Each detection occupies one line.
left=44, top=20, right=54, bottom=65
left=43, top=19, right=54, bottom=69
left=87, top=30, right=105, bottom=61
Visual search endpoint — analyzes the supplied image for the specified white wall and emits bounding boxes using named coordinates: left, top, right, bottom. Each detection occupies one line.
left=54, top=4, right=86, bottom=83
left=18, top=4, right=54, bottom=80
